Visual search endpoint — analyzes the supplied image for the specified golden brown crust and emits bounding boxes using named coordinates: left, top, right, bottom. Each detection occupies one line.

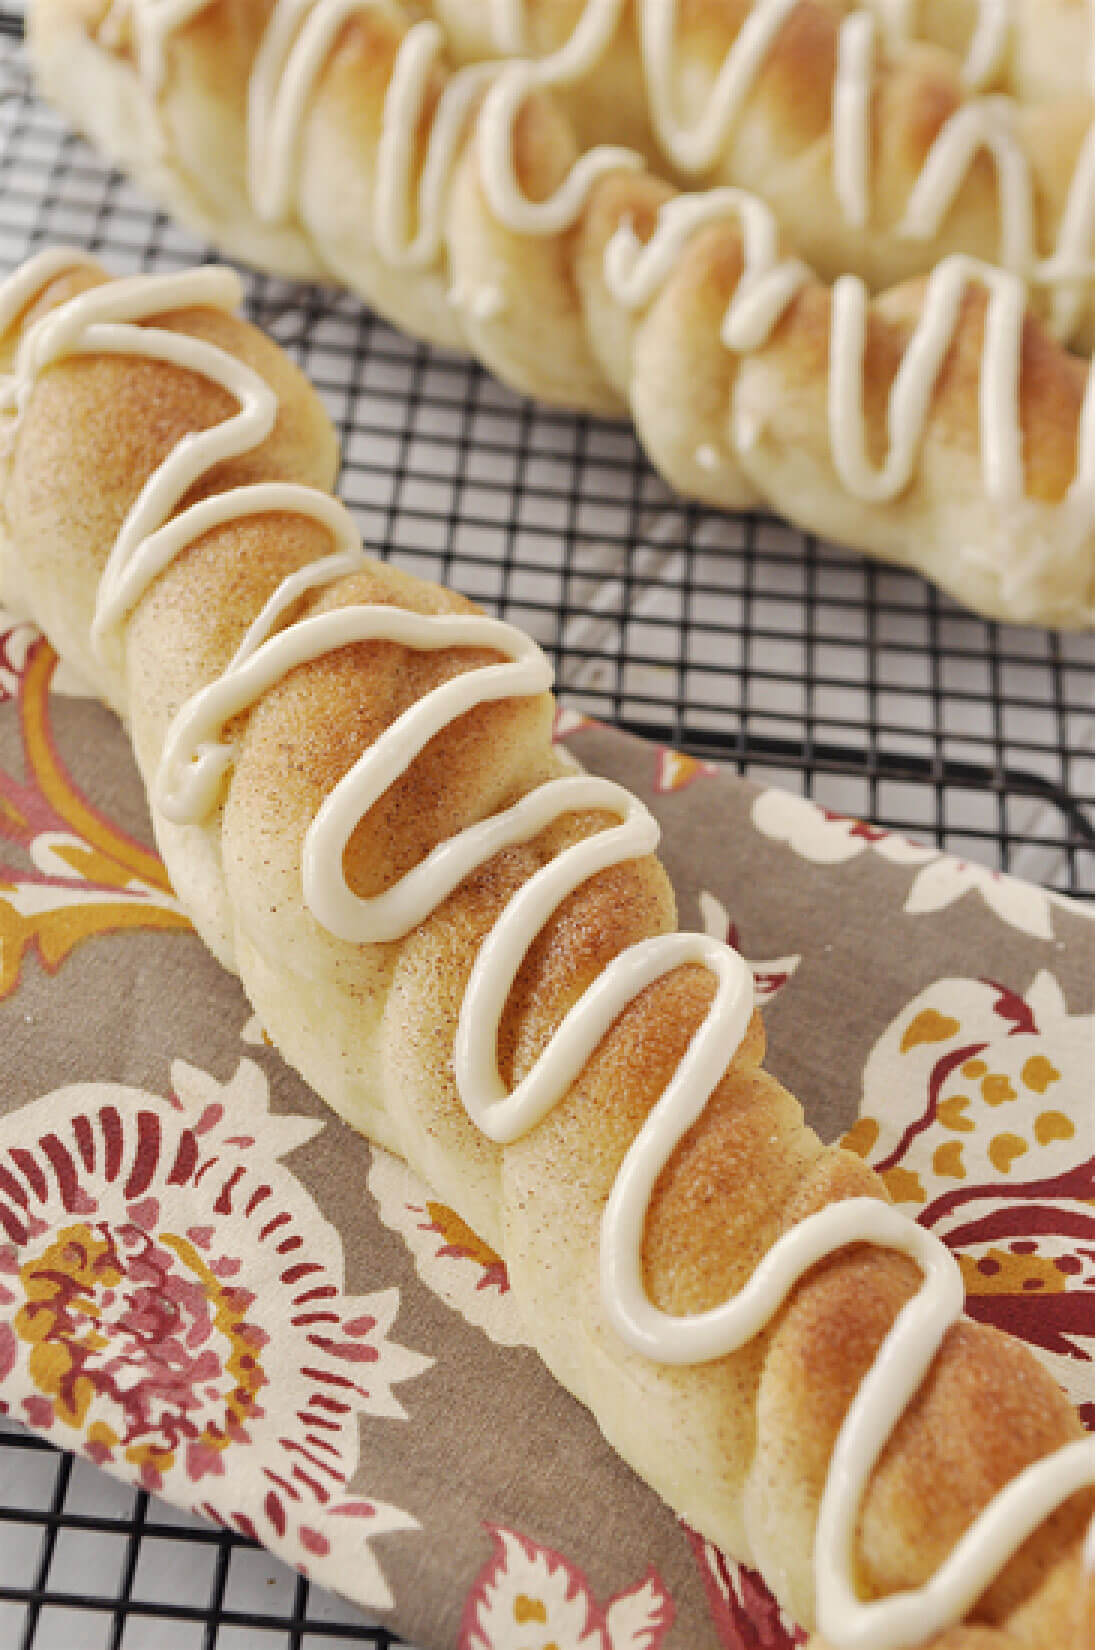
left=29, top=0, right=1095, bottom=623
left=2, top=304, right=339, bottom=702
left=0, top=261, right=1091, bottom=1649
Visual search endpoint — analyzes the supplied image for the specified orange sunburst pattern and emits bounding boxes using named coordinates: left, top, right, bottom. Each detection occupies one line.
left=0, top=626, right=190, bottom=999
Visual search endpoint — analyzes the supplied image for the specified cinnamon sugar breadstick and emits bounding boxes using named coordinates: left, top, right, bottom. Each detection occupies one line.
left=33, top=0, right=1095, bottom=341
left=0, top=251, right=1091, bottom=1650
left=402, top=0, right=1094, bottom=336
left=25, top=0, right=1100, bottom=625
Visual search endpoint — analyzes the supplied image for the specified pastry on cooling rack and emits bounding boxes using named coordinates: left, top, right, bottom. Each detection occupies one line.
left=27, top=0, right=1098, bottom=629
left=31, top=0, right=1095, bottom=343
left=390, top=0, right=1095, bottom=338
left=0, top=249, right=1092, bottom=1650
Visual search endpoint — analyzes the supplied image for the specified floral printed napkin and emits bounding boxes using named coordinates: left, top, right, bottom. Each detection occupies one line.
left=0, top=613, right=1093, bottom=1650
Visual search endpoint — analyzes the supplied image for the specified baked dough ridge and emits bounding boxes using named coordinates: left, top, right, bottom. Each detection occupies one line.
left=0, top=257, right=1091, bottom=1648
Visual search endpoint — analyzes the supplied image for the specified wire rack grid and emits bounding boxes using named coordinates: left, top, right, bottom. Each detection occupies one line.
left=0, top=15, right=1093, bottom=1649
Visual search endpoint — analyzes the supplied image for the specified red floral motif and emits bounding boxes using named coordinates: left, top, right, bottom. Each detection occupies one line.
left=0, top=1061, right=429, bottom=1604
left=917, top=1162, right=1095, bottom=1393
left=819, top=809, right=892, bottom=843
left=685, top=1529, right=806, bottom=1649
left=0, top=1215, right=267, bottom=1486
left=368, top=1147, right=528, bottom=1348
left=460, top=1525, right=675, bottom=1650
left=418, top=1202, right=510, bottom=1294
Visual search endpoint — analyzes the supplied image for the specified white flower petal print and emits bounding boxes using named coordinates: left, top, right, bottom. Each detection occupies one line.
left=605, top=1573, right=677, bottom=1650
left=1027, top=970, right=1071, bottom=1023
left=0, top=1058, right=432, bottom=1604
left=871, top=833, right=941, bottom=867
left=751, top=790, right=870, bottom=864
left=754, top=787, right=1089, bottom=940
left=170, top=1055, right=323, bottom=1159
left=903, top=859, right=1056, bottom=938
left=459, top=1525, right=675, bottom=1650
left=368, top=1147, right=528, bottom=1348
left=753, top=786, right=942, bottom=870
left=462, top=1528, right=604, bottom=1650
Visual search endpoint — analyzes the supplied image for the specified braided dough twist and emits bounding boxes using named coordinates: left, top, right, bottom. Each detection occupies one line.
left=434, top=0, right=1096, bottom=106
left=36, top=0, right=1096, bottom=338
left=0, top=252, right=1091, bottom=1649
left=29, top=0, right=1098, bottom=627
left=391, top=0, right=1095, bottom=337
left=863, top=0, right=1094, bottom=102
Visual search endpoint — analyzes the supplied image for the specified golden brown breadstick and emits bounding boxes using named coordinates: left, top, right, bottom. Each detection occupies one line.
left=27, top=0, right=1098, bottom=626
left=0, top=251, right=1091, bottom=1649
left=33, top=0, right=1095, bottom=340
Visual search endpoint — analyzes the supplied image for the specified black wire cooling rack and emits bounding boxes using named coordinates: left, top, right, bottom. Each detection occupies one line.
left=0, top=13, right=1093, bottom=1647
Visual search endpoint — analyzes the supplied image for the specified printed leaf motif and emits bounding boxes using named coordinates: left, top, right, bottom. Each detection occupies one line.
left=752, top=788, right=936, bottom=869
left=902, top=858, right=1057, bottom=940
left=460, top=1525, right=674, bottom=1650
left=0, top=628, right=189, bottom=998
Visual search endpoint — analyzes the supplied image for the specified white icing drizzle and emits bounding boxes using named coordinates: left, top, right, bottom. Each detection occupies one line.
left=374, top=32, right=499, bottom=269
left=604, top=198, right=1092, bottom=581
left=636, top=0, right=1078, bottom=311
left=874, top=0, right=1013, bottom=91
left=641, top=0, right=795, bottom=173
left=104, top=0, right=1090, bottom=337
left=833, top=11, right=875, bottom=230
left=249, top=0, right=371, bottom=226
left=828, top=256, right=1025, bottom=505
left=0, top=258, right=1092, bottom=1649
left=98, top=0, right=215, bottom=92
left=957, top=0, right=1011, bottom=89
left=96, top=0, right=1017, bottom=108
left=471, top=0, right=640, bottom=231
left=603, top=190, right=812, bottom=353
left=96, top=483, right=362, bottom=647
left=474, top=0, right=1083, bottom=321
left=1035, top=131, right=1096, bottom=347
left=961, top=362, right=1097, bottom=624
left=29, top=268, right=279, bottom=663
left=228, top=0, right=1093, bottom=546
left=0, top=246, right=101, bottom=344
left=487, top=0, right=526, bottom=55
left=249, top=0, right=501, bottom=265
left=896, top=95, right=1034, bottom=279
